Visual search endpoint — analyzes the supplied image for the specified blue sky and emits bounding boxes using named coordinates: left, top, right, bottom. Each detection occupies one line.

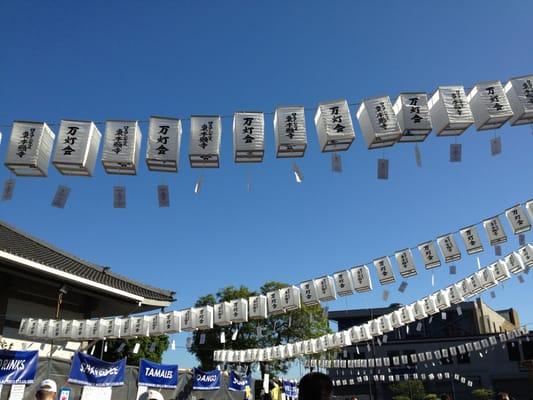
left=1, top=1, right=532, bottom=377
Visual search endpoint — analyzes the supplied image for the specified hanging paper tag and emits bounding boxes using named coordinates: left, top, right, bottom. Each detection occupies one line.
left=428, top=316, right=433, bottom=324
left=449, top=265, right=457, bottom=275
left=113, top=186, right=126, bottom=208
left=414, top=144, right=422, bottom=167
left=171, top=340, right=176, bottom=350
left=416, top=322, right=422, bottom=332
left=456, top=306, right=462, bottom=316
left=185, top=337, right=193, bottom=350
left=199, top=333, right=206, bottom=345
left=52, top=185, right=71, bottom=208
left=382, top=290, right=390, bottom=301
left=149, top=342, right=157, bottom=352
left=158, top=185, right=170, bottom=207
left=518, top=275, right=525, bottom=284
left=441, top=312, right=447, bottom=320
left=104, top=342, right=108, bottom=352
left=491, top=137, right=502, bottom=156
left=332, top=153, right=342, bottom=173
left=117, top=342, right=126, bottom=353
left=450, top=143, right=462, bottom=162
left=292, top=163, right=303, bottom=183
left=431, top=272, right=435, bottom=287
left=377, top=158, right=389, bottom=180
left=1, top=179, right=15, bottom=201
left=133, top=342, right=141, bottom=354
left=490, top=291, right=496, bottom=299
left=519, top=233, right=526, bottom=246
left=231, top=329, right=239, bottom=341
left=495, top=245, right=502, bottom=256
left=398, top=281, right=408, bottom=293
left=220, top=331, right=226, bottom=343
left=194, top=176, right=203, bottom=194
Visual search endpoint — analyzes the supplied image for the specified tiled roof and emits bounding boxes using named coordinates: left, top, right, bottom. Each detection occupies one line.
left=0, top=220, right=175, bottom=303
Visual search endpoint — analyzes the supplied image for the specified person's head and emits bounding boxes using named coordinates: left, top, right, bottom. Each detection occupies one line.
left=35, top=379, right=57, bottom=400
left=147, top=389, right=164, bottom=400
left=298, top=372, right=333, bottom=400
left=496, top=393, right=510, bottom=400
left=440, top=395, right=451, bottom=400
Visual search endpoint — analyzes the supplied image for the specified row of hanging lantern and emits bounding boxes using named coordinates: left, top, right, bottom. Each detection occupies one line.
left=3, top=75, right=533, bottom=177
left=331, top=371, right=476, bottom=388
left=212, top=247, right=529, bottom=363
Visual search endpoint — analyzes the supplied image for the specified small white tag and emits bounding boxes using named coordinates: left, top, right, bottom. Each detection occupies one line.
left=495, top=245, right=502, bottom=256
left=171, top=340, right=176, bottom=350
left=232, top=328, right=239, bottom=341
left=456, top=306, right=463, bottom=316
left=355, top=346, right=360, bottom=355
left=428, top=316, right=433, bottom=324
left=292, top=163, right=303, bottom=183
left=220, top=331, right=226, bottom=343
left=158, top=185, right=170, bottom=207
left=52, top=185, right=71, bottom=208
left=491, top=136, right=502, bottom=156
left=382, top=290, right=390, bottom=301
left=450, top=143, right=462, bottom=162
left=1, top=179, right=15, bottom=201
left=398, top=281, right=408, bottom=293
left=414, top=144, right=422, bottom=167
left=441, top=312, right=447, bottom=320
left=117, top=342, right=126, bottom=352
left=377, top=158, right=389, bottom=180
left=256, top=326, right=263, bottom=337
left=104, top=342, right=108, bottom=352
left=199, top=333, right=206, bottom=345
left=194, top=176, right=203, bottom=194
left=519, top=233, right=526, bottom=246
left=377, top=338, right=382, bottom=346
left=186, top=337, right=193, bottom=350
left=133, top=342, right=141, bottom=354
left=416, top=322, right=422, bottom=332
left=332, top=153, right=342, bottom=173
left=431, top=272, right=435, bottom=287
left=113, top=186, right=126, bottom=208
left=449, top=265, right=457, bottom=275
left=383, top=335, right=388, bottom=343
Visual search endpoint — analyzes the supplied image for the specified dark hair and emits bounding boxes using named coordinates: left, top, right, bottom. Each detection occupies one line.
left=298, top=373, right=333, bottom=400
left=495, top=393, right=510, bottom=400
left=440, top=395, right=451, bottom=400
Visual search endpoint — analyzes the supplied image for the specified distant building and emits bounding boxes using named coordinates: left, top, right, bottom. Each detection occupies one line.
left=0, top=221, right=175, bottom=357
left=327, top=300, right=533, bottom=400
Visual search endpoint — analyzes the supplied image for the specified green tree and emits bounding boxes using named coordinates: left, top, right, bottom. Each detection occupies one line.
left=103, top=335, right=170, bottom=366
left=189, top=282, right=330, bottom=374
left=423, top=395, right=438, bottom=400
left=389, top=380, right=426, bottom=400
left=471, top=388, right=493, bottom=400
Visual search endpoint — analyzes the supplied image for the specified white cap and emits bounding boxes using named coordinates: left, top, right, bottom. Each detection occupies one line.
left=147, top=390, right=164, bottom=400
left=37, top=379, right=57, bottom=393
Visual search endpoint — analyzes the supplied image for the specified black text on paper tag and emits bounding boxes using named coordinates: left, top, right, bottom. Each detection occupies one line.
left=1, top=179, right=15, bottom=201
left=51, top=185, right=71, bottom=209
left=377, top=158, right=389, bottom=180
left=450, top=144, right=462, bottom=162
left=158, top=185, right=170, bottom=207
left=332, top=153, right=342, bottom=173
left=113, top=186, right=126, bottom=208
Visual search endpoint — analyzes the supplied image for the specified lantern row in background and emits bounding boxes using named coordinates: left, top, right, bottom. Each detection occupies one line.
left=6, top=74, right=531, bottom=176
left=213, top=248, right=530, bottom=362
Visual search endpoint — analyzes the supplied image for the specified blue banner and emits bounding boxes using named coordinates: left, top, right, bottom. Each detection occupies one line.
left=68, top=352, right=126, bottom=387
left=283, top=380, right=298, bottom=398
left=192, top=368, right=221, bottom=391
left=228, top=371, right=250, bottom=392
left=138, top=359, right=178, bottom=389
left=0, top=350, right=38, bottom=384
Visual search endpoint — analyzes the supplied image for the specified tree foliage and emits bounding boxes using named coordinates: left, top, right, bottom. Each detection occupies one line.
left=189, top=282, right=330, bottom=374
left=103, top=335, right=169, bottom=366
left=389, top=380, right=426, bottom=400
left=471, top=388, right=494, bottom=400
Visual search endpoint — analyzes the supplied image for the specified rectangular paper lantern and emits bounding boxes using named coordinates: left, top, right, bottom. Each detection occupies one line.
left=130, top=316, right=148, bottom=336
left=299, top=280, right=320, bottom=305
left=378, top=315, right=393, bottom=333
left=314, top=99, right=355, bottom=152
left=418, top=241, right=441, bottom=269
left=413, top=301, right=428, bottom=320
left=490, top=260, right=511, bottom=282
left=90, top=319, right=107, bottom=339
left=267, top=290, right=285, bottom=315
left=478, top=267, right=497, bottom=289
left=349, top=326, right=361, bottom=343
left=314, top=276, right=337, bottom=301
left=392, top=93, right=432, bottom=142
left=436, top=234, right=461, bottom=263
left=434, top=290, right=451, bottom=310
left=505, top=204, right=531, bottom=234
left=337, top=331, right=351, bottom=347
left=146, top=116, right=182, bottom=172
left=504, top=75, right=533, bottom=125
left=5, top=121, right=55, bottom=176
left=483, top=216, right=507, bottom=245
left=214, top=302, right=232, bottom=326
left=248, top=295, right=268, bottom=319
left=102, top=317, right=122, bottom=338
left=350, top=265, right=373, bottom=292
left=280, top=285, right=301, bottom=311
left=195, top=305, right=214, bottom=330
left=456, top=279, right=473, bottom=299
left=467, top=81, right=513, bottom=130
left=181, top=308, right=198, bottom=332
left=447, top=284, right=464, bottom=304
left=400, top=305, right=415, bottom=324
left=189, top=116, right=222, bottom=168
left=391, top=311, right=404, bottom=328
left=72, top=320, right=88, bottom=340
left=230, top=298, right=248, bottom=323
left=274, top=106, right=307, bottom=157
left=333, top=269, right=354, bottom=296
left=18, top=318, right=31, bottom=337
left=518, top=244, right=533, bottom=267
left=163, top=311, right=181, bottom=333
left=459, top=225, right=484, bottom=255
left=422, top=295, right=439, bottom=315
left=233, top=112, right=265, bottom=163
left=428, top=86, right=474, bottom=136
left=395, top=249, right=418, bottom=278
left=373, top=256, right=396, bottom=284
left=53, top=120, right=101, bottom=176
left=101, top=120, right=142, bottom=174
left=356, top=96, right=401, bottom=148
left=467, top=273, right=484, bottom=295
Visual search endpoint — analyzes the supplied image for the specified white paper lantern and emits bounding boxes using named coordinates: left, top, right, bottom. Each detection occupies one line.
left=267, top=290, right=285, bottom=315
left=101, top=317, right=122, bottom=338
left=26, top=319, right=41, bottom=337
left=195, top=305, right=214, bottom=330
left=413, top=301, right=428, bottom=320
left=314, top=276, right=337, bottom=301
left=467, top=81, right=514, bottom=130
left=338, top=330, right=351, bottom=347
left=373, top=256, right=396, bottom=285
left=145, top=116, right=182, bottom=172
left=459, top=225, right=484, bottom=255
left=189, top=116, right=222, bottom=168
left=357, top=96, right=401, bottom=148
left=391, top=311, right=404, bottom=329
left=280, top=285, right=301, bottom=311
left=181, top=308, right=198, bottom=332
left=101, top=120, right=142, bottom=175
left=378, top=315, right=393, bottom=333
left=392, top=93, right=432, bottom=142
left=483, top=216, right=507, bottom=245
left=89, top=319, right=107, bottom=339
left=18, top=318, right=31, bottom=337
left=229, top=298, right=248, bottom=323
left=504, top=251, right=525, bottom=274
left=436, top=234, right=461, bottom=263
left=274, top=106, right=307, bottom=157
left=304, top=339, right=317, bottom=354
left=518, top=244, right=533, bottom=267
left=478, top=267, right=497, bottom=289
left=5, top=121, right=55, bottom=176
left=131, top=316, right=149, bottom=336
left=350, top=265, right=373, bottom=292
left=52, top=319, right=68, bottom=339
left=504, top=75, right=533, bottom=126
left=395, top=249, right=418, bottom=278
left=72, top=319, right=89, bottom=340
left=369, top=319, right=382, bottom=337
left=333, top=269, right=354, bottom=296
left=163, top=311, right=181, bottom=334
left=456, top=279, right=473, bottom=299
left=214, top=302, right=232, bottom=326
left=233, top=112, right=265, bottom=163
left=467, top=273, right=484, bottom=295
left=505, top=205, right=531, bottom=234
left=248, top=295, right=268, bottom=319
left=349, top=326, right=361, bottom=343
left=428, top=86, right=474, bottom=136
left=490, top=260, right=511, bottom=282
left=53, top=120, right=101, bottom=176
left=359, top=323, right=371, bottom=341
left=417, top=241, right=441, bottom=269
left=65, top=320, right=80, bottom=339
left=422, top=295, right=439, bottom=315
left=434, top=290, right=451, bottom=310
left=314, top=99, right=355, bottom=152
left=299, top=280, right=320, bottom=306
